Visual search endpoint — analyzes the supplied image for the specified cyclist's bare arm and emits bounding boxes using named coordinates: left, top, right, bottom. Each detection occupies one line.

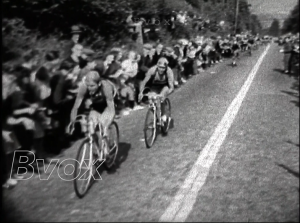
left=70, top=83, right=86, bottom=122
left=166, top=68, right=174, bottom=96
left=139, top=67, right=155, bottom=94
left=101, top=80, right=115, bottom=130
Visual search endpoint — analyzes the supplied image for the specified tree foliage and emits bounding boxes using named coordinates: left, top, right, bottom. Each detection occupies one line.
left=282, top=0, right=299, bottom=34
left=268, top=19, right=280, bottom=37
left=2, top=0, right=263, bottom=65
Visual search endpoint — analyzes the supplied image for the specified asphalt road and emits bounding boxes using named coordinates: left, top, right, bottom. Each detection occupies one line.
left=3, top=43, right=299, bottom=222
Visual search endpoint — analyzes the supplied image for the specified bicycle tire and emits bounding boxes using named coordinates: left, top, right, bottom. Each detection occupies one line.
left=161, top=98, right=171, bottom=135
left=144, top=108, right=157, bottom=148
left=104, top=122, right=119, bottom=169
left=73, top=138, right=95, bottom=198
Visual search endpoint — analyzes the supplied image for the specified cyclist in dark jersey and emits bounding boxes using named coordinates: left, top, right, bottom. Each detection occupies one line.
left=138, top=57, right=174, bottom=123
left=138, top=57, right=174, bottom=100
left=70, top=71, right=115, bottom=140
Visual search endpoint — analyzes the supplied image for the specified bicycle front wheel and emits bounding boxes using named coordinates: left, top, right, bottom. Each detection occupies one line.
left=73, top=138, right=95, bottom=198
left=144, top=108, right=157, bottom=148
left=104, top=122, right=119, bottom=169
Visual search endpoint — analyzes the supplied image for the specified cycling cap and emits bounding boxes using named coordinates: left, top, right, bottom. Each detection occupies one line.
left=157, top=57, right=169, bottom=68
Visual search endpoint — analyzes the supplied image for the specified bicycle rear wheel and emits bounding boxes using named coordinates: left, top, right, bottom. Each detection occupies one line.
left=104, top=122, right=119, bottom=169
left=73, top=138, right=95, bottom=198
left=144, top=108, right=157, bottom=148
left=161, top=98, right=171, bottom=135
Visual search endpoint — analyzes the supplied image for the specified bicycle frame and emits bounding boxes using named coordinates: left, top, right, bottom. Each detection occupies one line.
left=68, top=114, right=105, bottom=158
left=144, top=93, right=164, bottom=123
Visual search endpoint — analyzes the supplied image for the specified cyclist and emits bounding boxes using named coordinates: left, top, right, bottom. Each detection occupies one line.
left=138, top=57, right=174, bottom=124
left=70, top=71, right=115, bottom=155
left=231, top=38, right=241, bottom=66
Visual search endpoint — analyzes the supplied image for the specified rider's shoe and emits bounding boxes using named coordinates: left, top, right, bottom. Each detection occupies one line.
left=161, top=115, right=168, bottom=123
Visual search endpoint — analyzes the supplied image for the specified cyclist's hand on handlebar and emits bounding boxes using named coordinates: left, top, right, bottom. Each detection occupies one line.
left=30, top=103, right=39, bottom=109
left=27, top=107, right=37, bottom=115
left=138, top=93, right=143, bottom=102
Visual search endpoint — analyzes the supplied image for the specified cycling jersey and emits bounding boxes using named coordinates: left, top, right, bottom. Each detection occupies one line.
left=142, top=65, right=174, bottom=94
left=77, top=81, right=109, bottom=113
left=148, top=66, right=172, bottom=86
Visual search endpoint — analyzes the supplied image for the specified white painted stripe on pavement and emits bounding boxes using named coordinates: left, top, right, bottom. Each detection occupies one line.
left=159, top=45, right=271, bottom=222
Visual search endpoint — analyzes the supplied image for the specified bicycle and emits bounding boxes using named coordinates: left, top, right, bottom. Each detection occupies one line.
left=140, top=90, right=172, bottom=148
left=67, top=113, right=119, bottom=198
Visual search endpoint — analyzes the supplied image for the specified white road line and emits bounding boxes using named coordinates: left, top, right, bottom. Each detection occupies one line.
left=159, top=45, right=271, bottom=222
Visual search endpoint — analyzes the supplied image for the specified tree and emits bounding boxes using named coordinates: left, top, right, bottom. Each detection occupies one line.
left=268, top=19, right=280, bottom=37
left=282, top=0, right=299, bottom=34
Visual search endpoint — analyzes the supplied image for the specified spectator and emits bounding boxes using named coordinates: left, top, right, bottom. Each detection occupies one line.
left=184, top=42, right=197, bottom=77
left=94, top=53, right=115, bottom=78
left=144, top=17, right=160, bottom=42
left=137, top=44, right=153, bottom=82
left=71, top=25, right=82, bottom=44
left=164, top=47, right=181, bottom=87
left=152, top=43, right=164, bottom=66
left=174, top=40, right=187, bottom=83
left=120, top=50, right=144, bottom=115
left=280, top=36, right=293, bottom=74
left=4, top=80, right=49, bottom=162
left=2, top=75, right=23, bottom=188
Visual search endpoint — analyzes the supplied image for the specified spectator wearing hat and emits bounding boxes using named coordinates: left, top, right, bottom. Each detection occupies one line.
left=71, top=25, right=82, bottom=44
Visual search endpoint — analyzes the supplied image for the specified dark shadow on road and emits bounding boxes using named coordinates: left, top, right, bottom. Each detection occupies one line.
left=281, top=76, right=299, bottom=108
left=274, top=68, right=300, bottom=78
left=285, top=140, right=300, bottom=148
left=273, top=68, right=284, bottom=74
left=106, top=142, right=131, bottom=174
left=1, top=197, right=30, bottom=222
left=276, top=162, right=299, bottom=178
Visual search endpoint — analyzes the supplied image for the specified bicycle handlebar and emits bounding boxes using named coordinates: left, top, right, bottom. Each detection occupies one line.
left=67, top=115, right=89, bottom=135
left=139, top=92, right=163, bottom=103
left=67, top=114, right=105, bottom=136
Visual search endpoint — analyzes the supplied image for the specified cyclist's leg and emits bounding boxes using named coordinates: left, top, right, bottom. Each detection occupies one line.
left=89, top=110, right=100, bottom=135
left=160, top=86, right=170, bottom=123
left=89, top=110, right=110, bottom=154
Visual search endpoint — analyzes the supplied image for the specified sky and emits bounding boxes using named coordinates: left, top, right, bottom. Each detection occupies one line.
left=249, top=0, right=298, bottom=28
